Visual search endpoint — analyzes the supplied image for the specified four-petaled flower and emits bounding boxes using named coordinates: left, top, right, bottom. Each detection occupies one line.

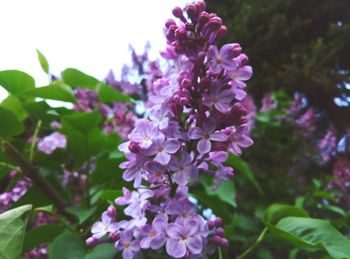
left=166, top=219, right=203, bottom=258
left=91, top=211, right=119, bottom=239
left=188, top=118, right=228, bottom=154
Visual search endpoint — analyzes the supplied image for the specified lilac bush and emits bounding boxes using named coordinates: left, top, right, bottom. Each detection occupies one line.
left=86, top=1, right=253, bottom=258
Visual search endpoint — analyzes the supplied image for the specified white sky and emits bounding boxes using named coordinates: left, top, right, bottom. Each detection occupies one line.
left=0, top=0, right=190, bottom=101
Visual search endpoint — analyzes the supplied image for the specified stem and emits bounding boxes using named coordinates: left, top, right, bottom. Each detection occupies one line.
left=237, top=228, right=268, bottom=259
left=218, top=247, right=223, bottom=259
left=1, top=140, right=76, bottom=222
left=0, top=161, right=19, bottom=171
left=29, top=120, right=42, bottom=162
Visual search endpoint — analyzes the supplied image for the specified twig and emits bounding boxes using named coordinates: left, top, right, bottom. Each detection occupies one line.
left=1, top=140, right=76, bottom=222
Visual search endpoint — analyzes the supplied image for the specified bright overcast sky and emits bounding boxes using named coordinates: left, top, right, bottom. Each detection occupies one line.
left=0, top=0, right=190, bottom=101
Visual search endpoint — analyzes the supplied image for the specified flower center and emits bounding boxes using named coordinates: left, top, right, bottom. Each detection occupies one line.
left=180, top=235, right=188, bottom=241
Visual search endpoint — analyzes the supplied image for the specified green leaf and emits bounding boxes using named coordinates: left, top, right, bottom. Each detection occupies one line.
left=202, top=179, right=237, bottom=207
left=226, top=154, right=263, bottom=194
left=99, top=189, right=122, bottom=203
left=61, top=110, right=102, bottom=135
left=23, top=224, right=64, bottom=251
left=27, top=82, right=76, bottom=103
left=65, top=206, right=97, bottom=224
left=85, top=243, right=117, bottom=259
left=1, top=95, right=28, bottom=121
left=0, top=107, right=24, bottom=137
left=61, top=68, right=99, bottom=89
left=49, top=232, right=87, bottom=259
left=97, top=83, right=132, bottom=102
left=270, top=217, right=350, bottom=259
left=0, top=70, right=35, bottom=95
left=36, top=49, right=49, bottom=74
left=264, top=204, right=309, bottom=225
left=0, top=205, right=32, bottom=259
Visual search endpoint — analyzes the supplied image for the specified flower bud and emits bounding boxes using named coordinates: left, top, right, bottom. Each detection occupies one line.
left=214, top=217, right=223, bottom=226
left=107, top=205, right=116, bottom=219
left=165, top=19, right=176, bottom=28
left=129, top=141, right=141, bottom=153
left=186, top=4, right=198, bottom=21
left=216, top=227, right=225, bottom=236
left=86, top=237, right=99, bottom=247
left=109, top=231, right=120, bottom=242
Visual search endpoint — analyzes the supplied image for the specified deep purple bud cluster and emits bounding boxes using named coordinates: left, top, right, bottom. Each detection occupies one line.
left=0, top=171, right=32, bottom=212
left=87, top=2, right=253, bottom=258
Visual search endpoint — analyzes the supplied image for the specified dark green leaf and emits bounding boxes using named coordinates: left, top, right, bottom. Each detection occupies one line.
left=49, top=232, right=87, bottom=259
left=0, top=205, right=32, bottom=259
left=65, top=206, right=97, bottom=224
left=61, top=68, right=99, bottom=89
left=0, top=107, right=24, bottom=137
left=99, top=189, right=122, bottom=203
left=23, top=224, right=64, bottom=251
left=36, top=49, right=49, bottom=74
left=264, top=204, right=309, bottom=225
left=226, top=154, right=263, bottom=194
left=270, top=217, right=350, bottom=258
left=61, top=110, right=102, bottom=135
left=27, top=82, right=76, bottom=103
left=85, top=243, right=117, bottom=259
left=0, top=70, right=35, bottom=95
left=1, top=95, right=28, bottom=121
left=97, top=83, right=132, bottom=102
left=202, top=179, right=237, bottom=207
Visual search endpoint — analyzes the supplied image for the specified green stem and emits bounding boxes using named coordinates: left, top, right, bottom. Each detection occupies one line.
left=0, top=161, right=19, bottom=171
left=29, top=120, right=42, bottom=162
left=218, top=247, right=223, bottom=259
left=237, top=228, right=268, bottom=259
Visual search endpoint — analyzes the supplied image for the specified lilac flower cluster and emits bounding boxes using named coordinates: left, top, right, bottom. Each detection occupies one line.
left=23, top=244, right=48, bottom=259
left=0, top=171, right=32, bottom=212
left=87, top=1, right=253, bottom=258
left=37, top=132, right=67, bottom=155
left=74, top=88, right=137, bottom=139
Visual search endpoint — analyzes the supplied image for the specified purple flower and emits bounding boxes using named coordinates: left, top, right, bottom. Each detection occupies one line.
left=144, top=161, right=167, bottom=184
left=115, top=230, right=140, bottom=259
left=140, top=214, right=167, bottom=250
left=228, top=65, right=253, bottom=89
left=227, top=125, right=253, bottom=155
left=188, top=118, right=228, bottom=154
left=202, top=81, right=234, bottom=113
left=120, top=153, right=146, bottom=188
left=37, top=132, right=67, bottom=154
left=145, top=137, right=180, bottom=165
left=166, top=219, right=203, bottom=258
left=149, top=104, right=169, bottom=129
left=168, top=152, right=198, bottom=185
left=91, top=211, right=119, bottom=239
left=115, top=187, right=153, bottom=219
left=213, top=166, right=234, bottom=191
left=128, top=119, right=162, bottom=149
left=207, top=43, right=241, bottom=73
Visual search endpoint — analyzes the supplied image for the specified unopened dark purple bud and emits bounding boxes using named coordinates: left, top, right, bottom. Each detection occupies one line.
left=207, top=17, right=222, bottom=31
left=109, top=231, right=120, bottom=242
left=211, top=235, right=222, bottom=245
left=172, top=7, right=187, bottom=23
left=214, top=217, right=223, bottom=226
left=181, top=79, right=191, bottom=88
left=186, top=5, right=198, bottom=21
left=207, top=220, right=216, bottom=228
left=129, top=141, right=141, bottom=153
left=216, top=25, right=228, bottom=39
left=165, top=19, right=176, bottom=28
left=220, top=238, right=229, bottom=247
left=196, top=1, right=206, bottom=12
left=237, top=53, right=249, bottom=66
left=197, top=51, right=206, bottom=65
left=216, top=227, right=225, bottom=236
left=86, top=237, right=99, bottom=247
left=107, top=205, right=116, bottom=219
left=185, top=23, right=195, bottom=31
left=175, top=27, right=187, bottom=40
